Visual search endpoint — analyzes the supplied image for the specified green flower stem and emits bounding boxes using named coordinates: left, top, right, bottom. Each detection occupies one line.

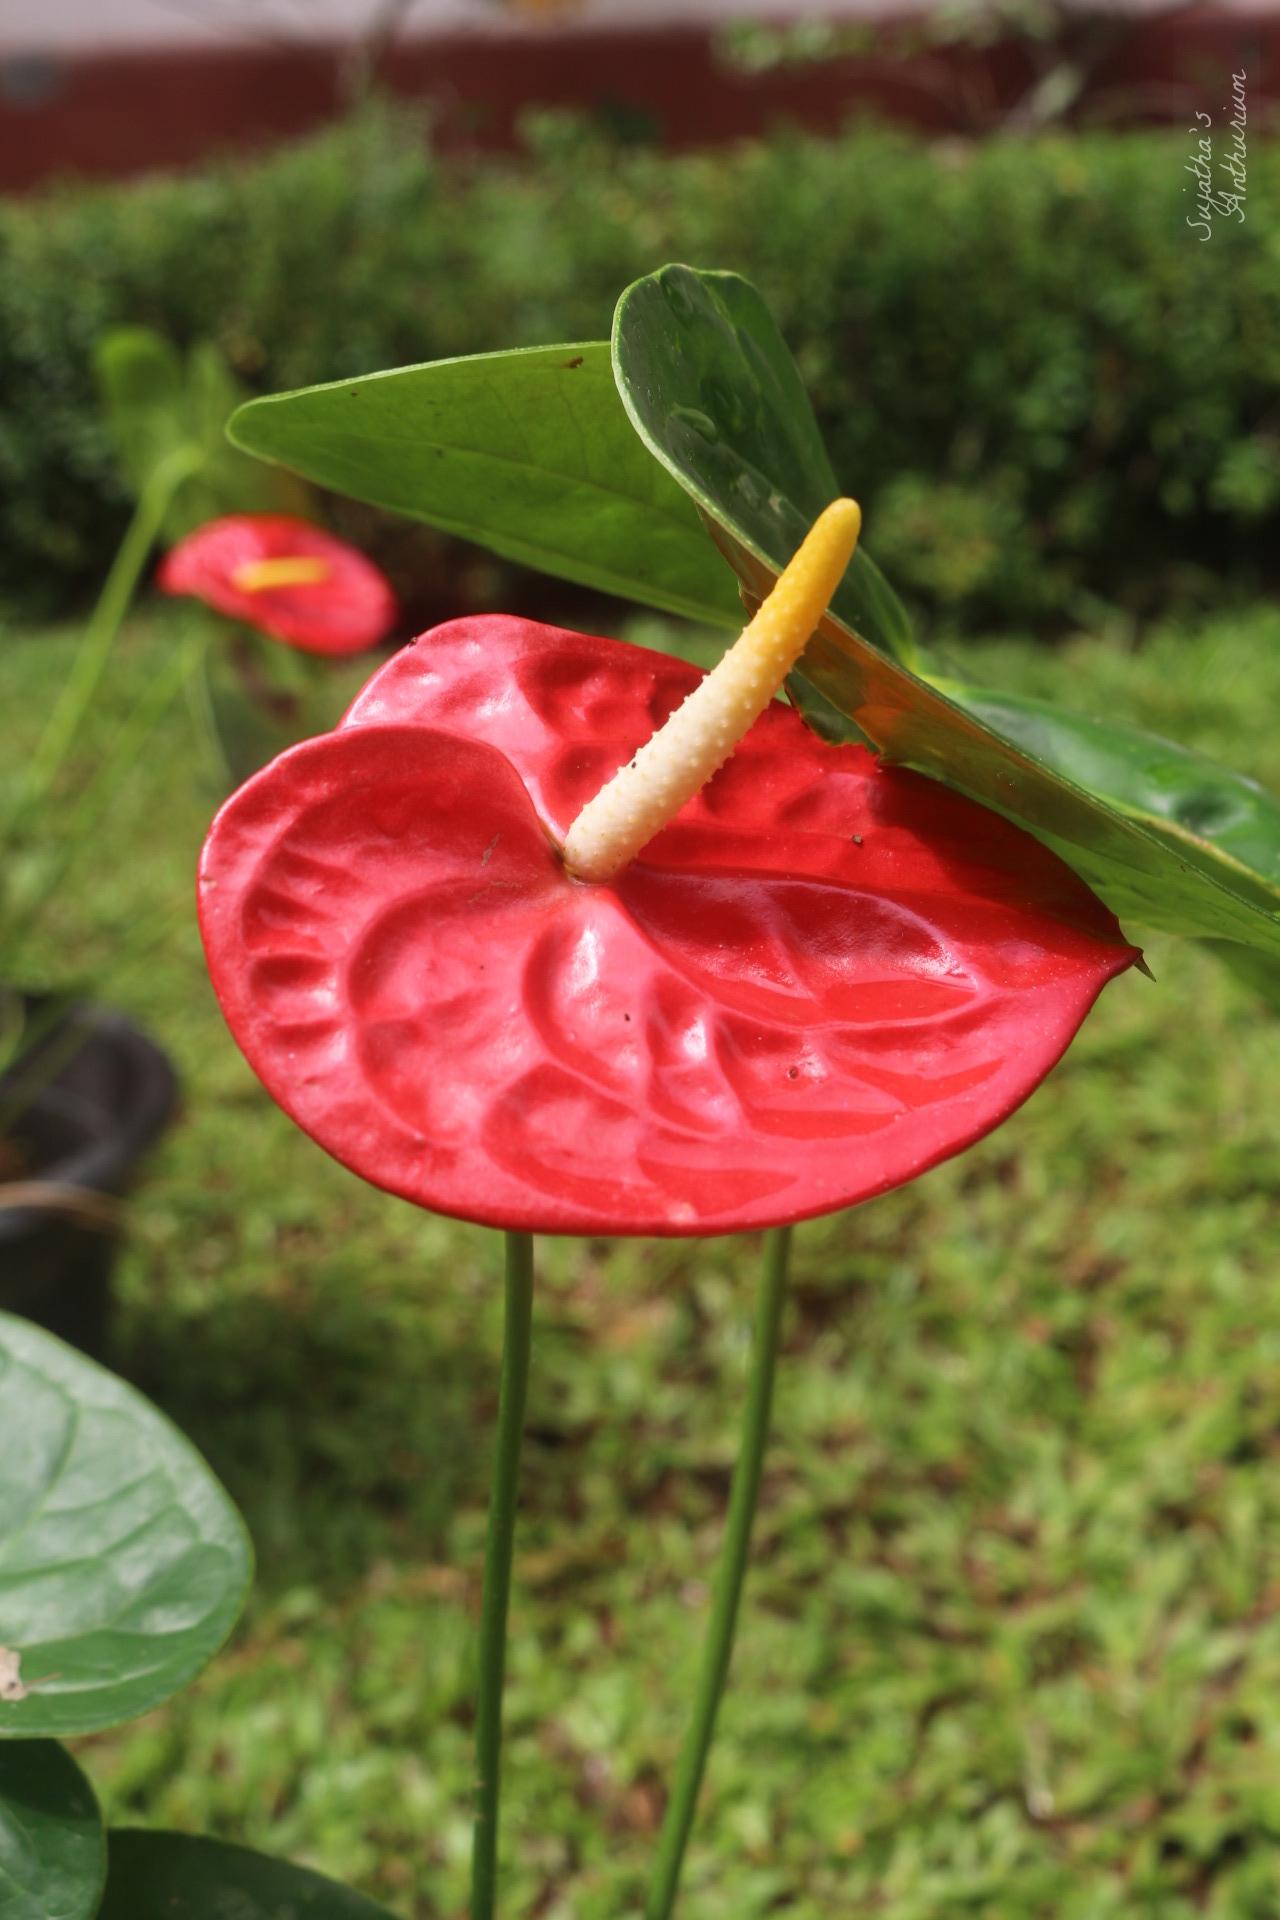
left=471, top=1229, right=536, bottom=1920
left=69, top=626, right=210, bottom=838
left=645, top=1224, right=793, bottom=1920
left=18, top=444, right=201, bottom=818
left=186, top=627, right=235, bottom=789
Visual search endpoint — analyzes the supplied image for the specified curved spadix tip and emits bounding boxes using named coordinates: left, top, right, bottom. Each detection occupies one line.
left=810, top=495, right=862, bottom=559
left=747, top=496, right=861, bottom=647
left=561, top=498, right=863, bottom=884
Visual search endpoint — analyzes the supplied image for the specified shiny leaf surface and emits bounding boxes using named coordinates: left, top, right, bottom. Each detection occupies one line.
left=0, top=1315, right=252, bottom=1738
left=98, top=1832, right=393, bottom=1920
left=610, top=268, right=918, bottom=671
left=229, top=344, right=743, bottom=627
left=934, top=678, right=1280, bottom=907
left=612, top=264, right=1280, bottom=957
left=0, top=1744, right=104, bottom=1920
left=200, top=616, right=1133, bottom=1238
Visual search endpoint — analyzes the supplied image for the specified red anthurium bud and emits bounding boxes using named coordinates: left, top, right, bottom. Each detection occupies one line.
left=159, top=514, right=397, bottom=656
left=199, top=614, right=1138, bottom=1237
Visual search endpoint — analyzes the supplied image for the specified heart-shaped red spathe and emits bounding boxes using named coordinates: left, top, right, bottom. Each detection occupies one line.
left=159, top=514, right=397, bottom=656
left=199, top=615, right=1138, bottom=1236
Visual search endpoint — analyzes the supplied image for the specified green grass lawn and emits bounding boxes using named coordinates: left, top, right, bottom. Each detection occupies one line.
left=7, top=596, right=1280, bottom=1918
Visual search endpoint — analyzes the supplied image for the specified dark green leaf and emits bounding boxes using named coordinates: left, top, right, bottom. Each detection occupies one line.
left=612, top=265, right=1280, bottom=956
left=0, top=1743, right=104, bottom=1920
left=98, top=1832, right=394, bottom=1919
left=934, top=677, right=1280, bottom=900
left=610, top=268, right=918, bottom=670
left=228, top=342, right=743, bottom=627
left=0, top=1314, right=252, bottom=1738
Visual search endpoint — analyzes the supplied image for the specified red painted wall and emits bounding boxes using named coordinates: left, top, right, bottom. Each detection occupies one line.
left=0, top=11, right=1273, bottom=194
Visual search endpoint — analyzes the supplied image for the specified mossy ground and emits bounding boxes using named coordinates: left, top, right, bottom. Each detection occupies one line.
left=6, top=597, right=1280, bottom=1917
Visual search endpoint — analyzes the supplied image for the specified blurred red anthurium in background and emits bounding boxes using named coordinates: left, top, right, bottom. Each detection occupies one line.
left=159, top=514, right=397, bottom=655
left=198, top=615, right=1138, bottom=1237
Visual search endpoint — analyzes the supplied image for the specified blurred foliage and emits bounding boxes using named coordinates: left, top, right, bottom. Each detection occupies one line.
left=721, top=0, right=1070, bottom=72
left=5, top=594, right=1278, bottom=1914
left=718, top=0, right=1132, bottom=136
left=95, top=326, right=307, bottom=538
left=1, top=107, right=1276, bottom=627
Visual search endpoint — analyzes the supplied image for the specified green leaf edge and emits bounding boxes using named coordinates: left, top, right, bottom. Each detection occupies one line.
left=0, top=1312, right=255, bottom=1740
left=930, top=676, right=1280, bottom=903
left=99, top=1829, right=397, bottom=1918
left=228, top=342, right=743, bottom=630
left=0, top=1741, right=107, bottom=1920
left=610, top=264, right=1280, bottom=955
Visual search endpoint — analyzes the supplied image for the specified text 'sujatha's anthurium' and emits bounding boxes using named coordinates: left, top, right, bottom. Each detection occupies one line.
left=159, top=514, right=397, bottom=656
left=199, top=594, right=1138, bottom=1237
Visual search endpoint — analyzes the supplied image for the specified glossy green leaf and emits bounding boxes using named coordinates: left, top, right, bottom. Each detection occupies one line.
left=612, top=265, right=1280, bottom=956
left=611, top=270, right=918, bottom=672
left=934, top=677, right=1280, bottom=898
left=0, top=1314, right=252, bottom=1738
left=98, top=1832, right=394, bottom=1920
left=0, top=1743, right=104, bottom=1920
left=228, top=342, right=743, bottom=627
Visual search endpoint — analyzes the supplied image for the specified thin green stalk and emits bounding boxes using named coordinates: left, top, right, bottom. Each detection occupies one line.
left=185, top=629, right=235, bottom=788
left=69, top=626, right=209, bottom=838
left=645, top=1225, right=793, bottom=1920
left=17, top=443, right=201, bottom=817
left=471, top=1230, right=536, bottom=1920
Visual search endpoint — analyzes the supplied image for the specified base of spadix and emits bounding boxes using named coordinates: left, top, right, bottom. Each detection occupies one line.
left=562, top=498, right=862, bottom=883
left=199, top=617, right=1136, bottom=1238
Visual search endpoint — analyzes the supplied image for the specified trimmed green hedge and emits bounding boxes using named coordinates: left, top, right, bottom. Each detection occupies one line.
left=2, top=109, right=1276, bottom=622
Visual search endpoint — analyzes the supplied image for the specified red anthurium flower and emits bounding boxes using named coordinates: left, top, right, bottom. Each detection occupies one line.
left=159, top=514, right=397, bottom=656
left=199, top=512, right=1137, bottom=1237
